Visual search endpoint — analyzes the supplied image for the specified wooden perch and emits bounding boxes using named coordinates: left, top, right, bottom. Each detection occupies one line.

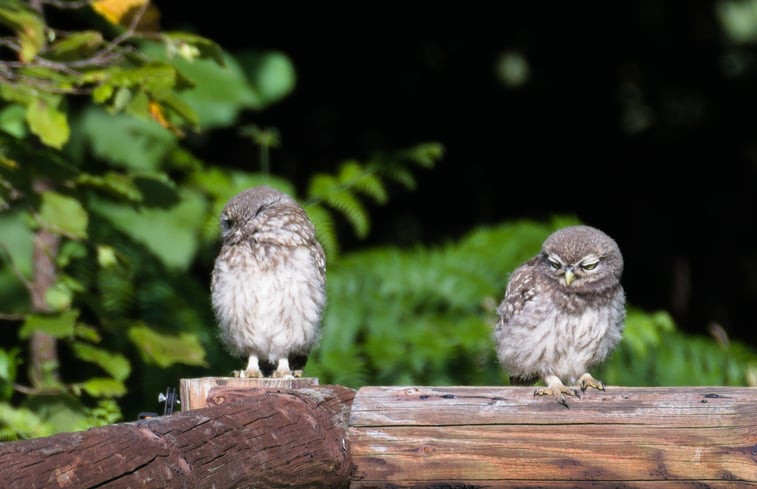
left=0, top=384, right=354, bottom=489
left=0, top=384, right=755, bottom=488
left=349, top=386, right=757, bottom=488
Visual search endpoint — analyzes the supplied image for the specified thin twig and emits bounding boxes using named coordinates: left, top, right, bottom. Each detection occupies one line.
left=42, top=0, right=92, bottom=8
left=0, top=312, right=25, bottom=320
left=14, top=383, right=65, bottom=396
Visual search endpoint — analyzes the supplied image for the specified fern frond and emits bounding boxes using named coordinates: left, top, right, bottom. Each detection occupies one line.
left=303, top=203, right=338, bottom=260
left=308, top=174, right=370, bottom=238
left=337, top=161, right=388, bottom=204
left=402, top=142, right=445, bottom=168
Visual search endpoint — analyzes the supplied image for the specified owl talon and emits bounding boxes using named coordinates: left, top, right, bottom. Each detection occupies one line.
left=534, top=376, right=580, bottom=407
left=578, top=373, right=606, bottom=392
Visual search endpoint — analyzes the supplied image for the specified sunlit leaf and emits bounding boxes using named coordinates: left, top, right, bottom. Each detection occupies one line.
left=162, top=31, right=225, bottom=66
left=91, top=0, right=159, bottom=31
left=39, top=191, right=88, bottom=239
left=71, top=342, right=131, bottom=381
left=19, top=310, right=78, bottom=339
left=81, top=378, right=127, bottom=398
left=128, top=323, right=206, bottom=367
left=44, top=281, right=73, bottom=311
left=91, top=188, right=205, bottom=269
left=0, top=1, right=45, bottom=62
left=26, top=98, right=70, bottom=149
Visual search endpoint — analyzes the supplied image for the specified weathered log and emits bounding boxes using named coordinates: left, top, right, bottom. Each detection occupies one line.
left=179, top=376, right=319, bottom=410
left=0, top=385, right=354, bottom=489
left=348, top=386, right=757, bottom=488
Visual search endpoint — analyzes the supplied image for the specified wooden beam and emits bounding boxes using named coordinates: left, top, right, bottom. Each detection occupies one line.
left=348, top=386, right=757, bottom=488
left=179, top=376, right=319, bottom=410
left=0, top=385, right=354, bottom=489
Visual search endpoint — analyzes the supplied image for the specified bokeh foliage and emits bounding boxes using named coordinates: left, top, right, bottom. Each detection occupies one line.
left=1, top=0, right=755, bottom=442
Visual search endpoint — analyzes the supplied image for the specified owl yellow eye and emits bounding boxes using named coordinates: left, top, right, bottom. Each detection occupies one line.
left=581, top=261, right=598, bottom=271
left=547, top=257, right=561, bottom=270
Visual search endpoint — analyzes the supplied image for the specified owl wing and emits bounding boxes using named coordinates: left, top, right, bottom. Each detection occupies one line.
left=312, top=239, right=326, bottom=282
left=496, top=256, right=539, bottom=325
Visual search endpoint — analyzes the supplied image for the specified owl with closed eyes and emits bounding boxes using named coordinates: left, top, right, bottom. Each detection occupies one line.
left=494, top=225, right=625, bottom=407
left=211, top=186, right=326, bottom=378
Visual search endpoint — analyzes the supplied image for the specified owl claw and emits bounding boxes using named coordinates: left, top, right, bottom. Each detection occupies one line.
left=231, top=369, right=263, bottom=378
left=578, top=373, right=606, bottom=392
left=534, top=375, right=580, bottom=407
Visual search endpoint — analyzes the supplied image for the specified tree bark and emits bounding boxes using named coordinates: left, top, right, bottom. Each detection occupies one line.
left=29, top=179, right=61, bottom=387
left=0, top=385, right=355, bottom=489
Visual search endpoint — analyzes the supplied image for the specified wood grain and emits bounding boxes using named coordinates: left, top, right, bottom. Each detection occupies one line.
left=179, top=376, right=319, bottom=410
left=348, top=386, right=757, bottom=488
left=0, top=385, right=353, bottom=489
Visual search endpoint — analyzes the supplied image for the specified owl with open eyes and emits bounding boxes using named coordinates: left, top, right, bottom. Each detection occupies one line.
left=211, top=186, right=326, bottom=378
left=494, top=225, right=625, bottom=407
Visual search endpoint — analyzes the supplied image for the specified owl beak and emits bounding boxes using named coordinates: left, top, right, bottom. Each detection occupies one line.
left=564, top=269, right=575, bottom=286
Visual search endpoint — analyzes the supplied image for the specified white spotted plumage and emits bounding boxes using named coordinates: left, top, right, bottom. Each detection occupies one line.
left=211, top=186, right=326, bottom=378
left=494, top=225, right=625, bottom=405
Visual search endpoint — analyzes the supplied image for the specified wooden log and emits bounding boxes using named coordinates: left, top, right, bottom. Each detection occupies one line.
left=348, top=386, right=757, bottom=488
left=0, top=385, right=354, bottom=489
left=180, top=376, right=319, bottom=410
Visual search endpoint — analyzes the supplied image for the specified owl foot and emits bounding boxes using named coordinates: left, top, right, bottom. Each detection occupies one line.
left=232, top=368, right=263, bottom=378
left=271, top=357, right=295, bottom=379
left=234, top=354, right=263, bottom=378
left=578, top=372, right=606, bottom=392
left=534, top=375, right=580, bottom=408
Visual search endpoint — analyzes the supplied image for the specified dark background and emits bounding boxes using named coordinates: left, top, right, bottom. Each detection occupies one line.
left=161, top=3, right=757, bottom=347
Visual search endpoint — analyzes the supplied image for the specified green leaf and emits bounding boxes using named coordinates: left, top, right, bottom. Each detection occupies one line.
left=0, top=104, right=28, bottom=138
left=39, top=191, right=88, bottom=239
left=44, top=281, right=73, bottom=311
left=162, top=31, right=225, bottom=66
left=0, top=402, right=53, bottom=439
left=128, top=324, right=206, bottom=368
left=74, top=323, right=101, bottom=343
left=91, top=188, right=206, bottom=269
left=239, top=51, right=297, bottom=106
left=75, top=171, right=143, bottom=202
left=80, top=108, right=177, bottom=170
left=26, top=98, right=70, bottom=149
left=143, top=43, right=261, bottom=128
left=71, top=342, right=131, bottom=381
left=47, top=31, right=104, bottom=61
left=81, top=378, right=126, bottom=398
left=97, top=245, right=118, bottom=268
left=0, top=1, right=45, bottom=62
left=0, top=348, right=20, bottom=401
left=19, top=310, right=78, bottom=339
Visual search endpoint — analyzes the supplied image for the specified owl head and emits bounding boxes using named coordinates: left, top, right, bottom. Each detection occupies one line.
left=218, top=186, right=297, bottom=243
left=538, top=225, right=623, bottom=293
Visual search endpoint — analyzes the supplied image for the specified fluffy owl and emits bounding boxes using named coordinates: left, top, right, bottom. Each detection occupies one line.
left=494, top=225, right=625, bottom=407
left=211, top=186, right=326, bottom=378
